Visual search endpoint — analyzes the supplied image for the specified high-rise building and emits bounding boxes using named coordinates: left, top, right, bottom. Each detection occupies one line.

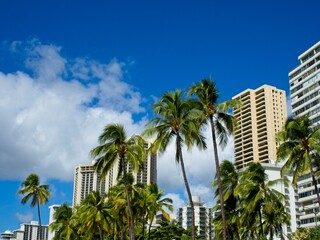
left=289, top=41, right=320, bottom=124
left=177, top=196, right=212, bottom=240
left=289, top=41, right=320, bottom=228
left=11, top=221, right=48, bottom=240
left=232, top=85, right=287, bottom=169
left=73, top=145, right=157, bottom=206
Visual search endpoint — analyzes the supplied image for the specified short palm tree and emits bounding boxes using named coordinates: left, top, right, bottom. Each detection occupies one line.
left=235, top=162, right=288, bottom=239
left=277, top=115, right=320, bottom=207
left=144, top=183, right=173, bottom=239
left=90, top=124, right=147, bottom=240
left=188, top=78, right=239, bottom=240
left=17, top=173, right=51, bottom=240
left=49, top=203, right=78, bottom=240
left=78, top=191, right=112, bottom=240
left=144, top=90, right=206, bottom=240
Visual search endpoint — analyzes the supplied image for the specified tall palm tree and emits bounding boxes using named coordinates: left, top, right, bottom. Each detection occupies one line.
left=17, top=173, right=51, bottom=240
left=49, top=203, right=78, bottom=240
left=277, top=115, right=320, bottom=207
left=78, top=191, right=112, bottom=240
left=90, top=124, right=147, bottom=240
left=144, top=90, right=206, bottom=240
left=213, top=160, right=240, bottom=240
left=188, top=78, right=239, bottom=240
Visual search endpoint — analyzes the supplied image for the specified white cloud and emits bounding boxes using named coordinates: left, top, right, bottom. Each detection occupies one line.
left=15, top=212, right=33, bottom=223
left=0, top=40, right=236, bottom=210
left=0, top=40, right=145, bottom=181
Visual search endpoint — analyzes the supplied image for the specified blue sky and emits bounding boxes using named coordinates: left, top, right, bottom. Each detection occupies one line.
left=0, top=0, right=319, bottom=233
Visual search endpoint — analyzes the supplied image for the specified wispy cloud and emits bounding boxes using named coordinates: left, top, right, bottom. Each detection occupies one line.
left=15, top=212, right=33, bottom=223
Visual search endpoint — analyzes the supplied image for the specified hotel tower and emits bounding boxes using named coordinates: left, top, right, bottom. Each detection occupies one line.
left=73, top=143, right=157, bottom=206
left=232, top=85, right=287, bottom=169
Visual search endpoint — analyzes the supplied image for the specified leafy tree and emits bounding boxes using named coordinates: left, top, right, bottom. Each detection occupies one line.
left=148, top=221, right=198, bottom=240
left=90, top=124, right=147, bottom=240
left=18, top=173, right=51, bottom=240
left=188, top=78, right=239, bottom=240
left=144, top=90, right=206, bottom=240
left=277, top=115, right=320, bottom=207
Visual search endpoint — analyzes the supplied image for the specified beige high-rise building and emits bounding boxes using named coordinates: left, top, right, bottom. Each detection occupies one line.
left=232, top=85, right=287, bottom=169
left=72, top=145, right=157, bottom=206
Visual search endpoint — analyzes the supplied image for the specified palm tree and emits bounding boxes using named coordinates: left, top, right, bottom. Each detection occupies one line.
left=90, top=124, right=147, bottom=240
left=188, top=78, right=239, bottom=240
left=276, top=115, right=320, bottom=207
left=213, top=160, right=240, bottom=240
left=107, top=183, right=130, bottom=239
left=18, top=174, right=50, bottom=240
left=49, top=203, right=79, bottom=240
left=144, top=183, right=173, bottom=239
left=235, top=162, right=288, bottom=239
left=144, top=90, right=206, bottom=240
left=78, top=191, right=112, bottom=240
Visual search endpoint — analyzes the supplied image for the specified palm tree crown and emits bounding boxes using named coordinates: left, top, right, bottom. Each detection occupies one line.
left=18, top=173, right=50, bottom=240
left=188, top=78, right=239, bottom=240
left=144, top=90, right=206, bottom=240
left=277, top=115, right=320, bottom=185
left=90, top=124, right=147, bottom=240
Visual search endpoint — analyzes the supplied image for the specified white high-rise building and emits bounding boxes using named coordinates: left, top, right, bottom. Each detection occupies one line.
left=177, top=196, right=212, bottom=240
left=73, top=145, right=157, bottom=206
left=11, top=221, right=48, bottom=240
left=289, top=41, right=320, bottom=123
left=232, top=85, right=287, bottom=169
left=289, top=41, right=320, bottom=228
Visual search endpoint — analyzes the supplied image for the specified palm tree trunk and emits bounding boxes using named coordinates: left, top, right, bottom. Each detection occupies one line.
left=98, top=225, right=104, bottom=240
left=122, top=157, right=136, bottom=240
left=258, top=208, right=263, bottom=237
left=177, top=136, right=196, bottom=240
left=148, top=218, right=153, bottom=240
left=209, top=117, right=227, bottom=240
left=37, top=198, right=42, bottom=240
left=310, top=167, right=320, bottom=209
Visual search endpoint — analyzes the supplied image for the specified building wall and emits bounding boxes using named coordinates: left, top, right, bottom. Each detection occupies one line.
left=232, top=85, right=287, bottom=169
